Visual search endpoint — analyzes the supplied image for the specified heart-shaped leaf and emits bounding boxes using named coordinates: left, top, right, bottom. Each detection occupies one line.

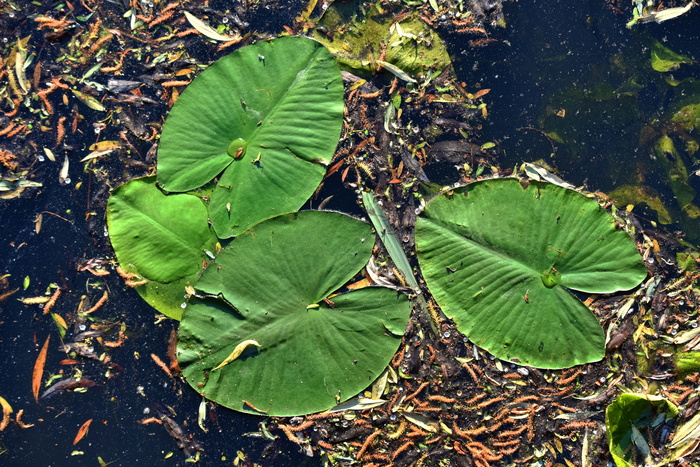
left=157, top=37, right=344, bottom=238
left=178, top=211, right=411, bottom=416
left=106, top=176, right=217, bottom=284
left=415, top=178, right=647, bottom=369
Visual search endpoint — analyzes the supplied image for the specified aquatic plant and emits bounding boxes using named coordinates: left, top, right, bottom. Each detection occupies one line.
left=606, top=393, right=678, bottom=467
left=177, top=211, right=411, bottom=416
left=107, top=37, right=344, bottom=319
left=415, top=178, right=647, bottom=369
left=312, top=6, right=450, bottom=81
left=157, top=36, right=344, bottom=238
left=106, top=176, right=217, bottom=319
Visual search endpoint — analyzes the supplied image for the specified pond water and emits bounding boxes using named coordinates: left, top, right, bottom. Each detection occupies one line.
left=453, top=1, right=700, bottom=240
left=1, top=0, right=699, bottom=466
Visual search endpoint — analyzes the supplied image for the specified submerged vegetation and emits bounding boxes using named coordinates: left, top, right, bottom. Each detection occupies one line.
left=1, top=0, right=700, bottom=466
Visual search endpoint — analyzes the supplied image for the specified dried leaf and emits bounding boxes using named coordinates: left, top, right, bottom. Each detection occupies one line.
left=59, top=155, right=69, bottom=184
left=472, top=88, right=491, bottom=99
left=377, top=60, right=417, bottom=83
left=19, top=296, right=51, bottom=305
left=73, top=418, right=93, bottom=445
left=212, top=339, right=261, bottom=371
left=670, top=411, right=700, bottom=449
left=43, top=147, right=56, bottom=162
left=80, top=149, right=114, bottom=162
left=328, top=397, right=387, bottom=412
left=32, top=335, right=50, bottom=403
left=89, top=141, right=121, bottom=151
left=371, top=368, right=389, bottom=399
left=71, top=89, right=105, bottom=111
left=650, top=2, right=695, bottom=23
left=197, top=397, right=207, bottom=432
left=0, top=396, right=13, bottom=431
left=13, top=39, right=30, bottom=94
left=51, top=312, right=68, bottom=338
left=403, top=412, right=438, bottom=432
left=184, top=11, right=241, bottom=42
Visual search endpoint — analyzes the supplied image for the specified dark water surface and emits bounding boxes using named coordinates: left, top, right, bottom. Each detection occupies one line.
left=1, top=1, right=700, bottom=466
left=452, top=1, right=700, bottom=240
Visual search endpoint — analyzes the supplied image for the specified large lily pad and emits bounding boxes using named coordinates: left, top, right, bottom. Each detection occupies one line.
left=178, top=211, right=411, bottom=416
left=157, top=37, right=344, bottom=238
left=415, top=178, right=647, bottom=369
left=106, top=176, right=217, bottom=284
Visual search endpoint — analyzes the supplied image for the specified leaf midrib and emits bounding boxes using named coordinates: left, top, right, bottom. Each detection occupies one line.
left=245, top=46, right=325, bottom=160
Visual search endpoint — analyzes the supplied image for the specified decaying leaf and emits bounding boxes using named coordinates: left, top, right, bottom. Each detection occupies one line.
left=183, top=11, right=241, bottom=42
left=212, top=339, right=261, bottom=371
left=71, top=89, right=105, bottom=111
left=670, top=412, right=700, bottom=457
left=32, top=335, right=51, bottom=403
left=59, top=156, right=70, bottom=184
left=73, top=418, right=93, bottom=445
left=43, top=148, right=56, bottom=162
left=376, top=60, right=416, bottom=83
left=0, top=396, right=12, bottom=432
left=197, top=397, right=207, bottom=432
left=328, top=397, right=387, bottom=413
left=402, top=412, right=438, bottom=432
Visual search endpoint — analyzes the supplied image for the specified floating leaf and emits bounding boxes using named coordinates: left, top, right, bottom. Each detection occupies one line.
left=377, top=60, right=416, bottom=83
left=415, top=178, right=647, bottom=369
left=33, top=335, right=50, bottom=403
left=178, top=211, right=411, bottom=416
left=184, top=11, right=241, bottom=42
left=71, top=89, right=105, bottom=111
left=158, top=37, right=344, bottom=238
left=329, top=397, right=387, bottom=412
left=73, top=419, right=93, bottom=445
left=403, top=412, right=438, bottom=432
left=0, top=396, right=12, bottom=432
left=106, top=176, right=217, bottom=284
left=606, top=393, right=678, bottom=467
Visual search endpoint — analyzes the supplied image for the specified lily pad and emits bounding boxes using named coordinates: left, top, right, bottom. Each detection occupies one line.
left=606, top=393, right=678, bottom=467
left=106, top=176, right=217, bottom=284
left=157, top=37, right=344, bottom=238
left=178, top=211, right=411, bottom=416
left=123, top=267, right=198, bottom=321
left=415, top=178, right=647, bottom=369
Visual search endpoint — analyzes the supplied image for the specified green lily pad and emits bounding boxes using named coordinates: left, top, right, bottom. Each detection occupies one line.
left=123, top=267, right=197, bottom=321
left=106, top=176, right=217, bottom=284
left=606, top=393, right=678, bottom=467
left=415, top=178, right=647, bottom=369
left=157, top=37, right=344, bottom=238
left=178, top=211, right=411, bottom=416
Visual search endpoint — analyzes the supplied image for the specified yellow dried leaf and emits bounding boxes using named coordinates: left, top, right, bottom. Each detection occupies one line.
left=89, top=141, right=121, bottom=151
left=0, top=396, right=12, bottom=432
left=43, top=147, right=56, bottom=162
left=19, top=296, right=51, bottom=305
left=212, top=339, right=261, bottom=371
left=71, top=89, right=105, bottom=111
left=402, top=412, right=438, bottom=432
left=184, top=11, right=241, bottom=42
